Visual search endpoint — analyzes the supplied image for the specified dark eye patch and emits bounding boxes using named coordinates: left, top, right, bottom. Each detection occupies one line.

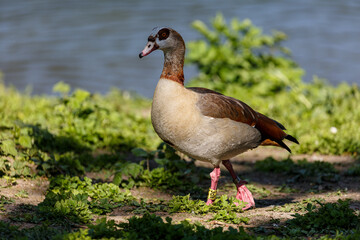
left=158, top=28, right=170, bottom=40
left=148, top=35, right=156, bottom=42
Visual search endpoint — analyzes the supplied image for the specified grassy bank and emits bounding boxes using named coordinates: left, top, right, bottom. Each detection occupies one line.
left=1, top=15, right=360, bottom=239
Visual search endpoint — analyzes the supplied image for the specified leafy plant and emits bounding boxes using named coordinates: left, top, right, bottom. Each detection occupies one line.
left=0, top=221, right=67, bottom=240
left=53, top=198, right=93, bottom=223
left=187, top=14, right=300, bottom=95
left=15, top=190, right=29, bottom=198
left=281, top=199, right=360, bottom=237
left=0, top=195, right=14, bottom=212
left=275, top=185, right=299, bottom=193
left=345, top=164, right=360, bottom=176
left=246, top=184, right=271, bottom=199
left=113, top=144, right=205, bottom=193
left=38, top=176, right=135, bottom=224
left=211, top=210, right=249, bottom=224
left=271, top=198, right=324, bottom=213
left=75, top=213, right=254, bottom=239
left=168, top=194, right=248, bottom=224
left=0, top=81, right=159, bottom=178
left=131, top=199, right=168, bottom=215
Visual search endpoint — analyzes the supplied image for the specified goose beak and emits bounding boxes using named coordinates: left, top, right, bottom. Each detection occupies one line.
left=139, top=41, right=159, bottom=58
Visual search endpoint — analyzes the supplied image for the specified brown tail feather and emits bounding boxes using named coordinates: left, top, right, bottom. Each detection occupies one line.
left=275, top=140, right=292, bottom=153
left=256, top=113, right=299, bottom=152
left=255, top=113, right=287, bottom=142
left=260, top=139, right=292, bottom=153
left=285, top=134, right=299, bottom=144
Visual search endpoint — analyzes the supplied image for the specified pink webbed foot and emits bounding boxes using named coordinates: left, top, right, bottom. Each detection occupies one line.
left=235, top=180, right=255, bottom=210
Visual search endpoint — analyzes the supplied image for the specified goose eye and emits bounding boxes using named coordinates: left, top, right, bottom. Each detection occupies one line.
left=158, top=28, right=170, bottom=40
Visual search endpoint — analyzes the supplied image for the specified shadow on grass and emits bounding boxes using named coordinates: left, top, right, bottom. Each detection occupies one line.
left=24, top=123, right=91, bottom=154
left=16, top=123, right=132, bottom=176
left=0, top=203, right=72, bottom=239
left=190, top=156, right=360, bottom=211
left=255, top=198, right=296, bottom=208
left=227, top=157, right=360, bottom=192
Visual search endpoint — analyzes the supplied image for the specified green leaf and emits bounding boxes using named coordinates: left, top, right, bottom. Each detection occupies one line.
left=73, top=89, right=90, bottom=102
left=131, top=148, right=148, bottom=158
left=18, top=135, right=32, bottom=148
left=53, top=81, right=71, bottom=95
left=1, top=140, right=18, bottom=156
left=113, top=172, right=122, bottom=186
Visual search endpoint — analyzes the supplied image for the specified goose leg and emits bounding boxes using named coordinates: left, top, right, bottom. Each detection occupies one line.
left=206, top=167, right=220, bottom=205
left=222, top=160, right=255, bottom=210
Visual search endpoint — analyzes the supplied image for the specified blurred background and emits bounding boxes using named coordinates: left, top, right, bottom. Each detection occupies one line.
left=0, top=0, right=359, bottom=98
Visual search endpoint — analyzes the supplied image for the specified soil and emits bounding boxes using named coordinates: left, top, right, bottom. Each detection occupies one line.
left=1, top=148, right=359, bottom=231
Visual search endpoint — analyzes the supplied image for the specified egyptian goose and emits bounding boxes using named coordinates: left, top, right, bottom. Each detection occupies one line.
left=139, top=27, right=298, bottom=210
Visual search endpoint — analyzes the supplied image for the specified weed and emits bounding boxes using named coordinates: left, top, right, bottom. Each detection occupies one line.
left=9, top=204, right=43, bottom=224
left=247, top=184, right=271, bottom=199
left=15, top=190, right=29, bottom=198
left=281, top=199, right=360, bottom=237
left=345, top=164, right=360, bottom=176
left=211, top=210, right=249, bottom=224
left=168, top=194, right=248, bottom=224
left=60, top=213, right=255, bottom=239
left=0, top=82, right=160, bottom=178
left=0, top=195, right=14, bottom=212
left=38, top=176, right=135, bottom=224
left=132, top=199, right=168, bottom=214
left=114, top=143, right=205, bottom=193
left=271, top=198, right=324, bottom=212
left=0, top=221, right=66, bottom=240
left=275, top=185, right=299, bottom=193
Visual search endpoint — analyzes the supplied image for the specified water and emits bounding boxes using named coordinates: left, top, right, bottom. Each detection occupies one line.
left=0, top=0, right=359, bottom=98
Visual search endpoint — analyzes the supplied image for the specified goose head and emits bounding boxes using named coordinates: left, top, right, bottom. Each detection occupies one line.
left=139, top=27, right=185, bottom=58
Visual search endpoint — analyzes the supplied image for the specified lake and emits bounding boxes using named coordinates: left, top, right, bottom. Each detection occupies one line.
left=0, top=0, right=359, bottom=97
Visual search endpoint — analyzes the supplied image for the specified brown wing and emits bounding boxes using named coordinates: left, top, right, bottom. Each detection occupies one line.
left=188, top=87, right=298, bottom=152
